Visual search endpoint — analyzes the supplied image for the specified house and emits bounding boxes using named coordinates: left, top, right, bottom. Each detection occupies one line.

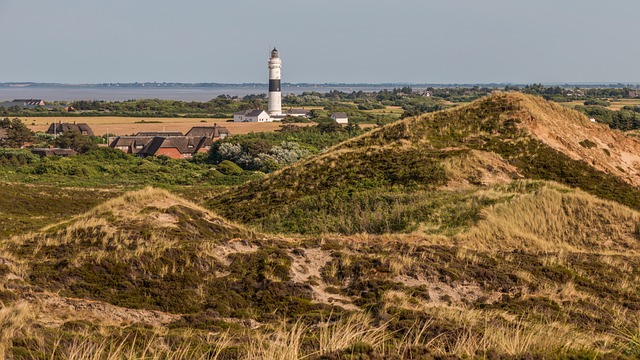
left=0, top=99, right=45, bottom=109
left=186, top=124, right=231, bottom=140
left=109, top=136, right=156, bottom=155
left=14, top=99, right=45, bottom=106
left=31, top=148, right=77, bottom=157
left=566, top=89, right=585, bottom=97
left=46, top=122, right=94, bottom=136
left=135, top=131, right=183, bottom=137
left=234, top=109, right=271, bottom=122
left=331, top=112, right=349, bottom=124
left=0, top=128, right=7, bottom=141
left=137, top=136, right=212, bottom=159
left=286, top=109, right=311, bottom=119
left=629, top=90, right=640, bottom=98
left=233, top=110, right=251, bottom=122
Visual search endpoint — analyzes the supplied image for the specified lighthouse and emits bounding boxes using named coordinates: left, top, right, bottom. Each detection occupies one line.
left=268, top=47, right=282, bottom=116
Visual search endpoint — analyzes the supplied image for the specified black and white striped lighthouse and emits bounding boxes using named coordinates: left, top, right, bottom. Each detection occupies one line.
left=268, top=47, right=282, bottom=116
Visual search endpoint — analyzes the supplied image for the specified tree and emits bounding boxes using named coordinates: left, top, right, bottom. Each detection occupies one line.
left=0, top=117, right=34, bottom=148
left=55, top=131, right=97, bottom=154
left=316, top=121, right=344, bottom=134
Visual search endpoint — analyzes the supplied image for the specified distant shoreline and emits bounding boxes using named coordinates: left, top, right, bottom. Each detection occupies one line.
left=1, top=82, right=638, bottom=102
left=1, top=82, right=639, bottom=88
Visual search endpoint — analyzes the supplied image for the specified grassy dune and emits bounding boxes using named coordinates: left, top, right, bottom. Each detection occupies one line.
left=3, top=94, right=640, bottom=358
left=209, top=93, right=640, bottom=235
left=1, top=183, right=640, bottom=358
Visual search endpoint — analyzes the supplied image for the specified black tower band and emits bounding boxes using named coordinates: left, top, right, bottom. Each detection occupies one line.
left=269, top=79, right=281, bottom=92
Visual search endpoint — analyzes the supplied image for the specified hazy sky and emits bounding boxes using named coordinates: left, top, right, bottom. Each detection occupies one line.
left=1, top=0, right=638, bottom=84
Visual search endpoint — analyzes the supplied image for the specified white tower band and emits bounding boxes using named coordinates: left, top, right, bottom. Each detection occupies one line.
left=268, top=48, right=282, bottom=116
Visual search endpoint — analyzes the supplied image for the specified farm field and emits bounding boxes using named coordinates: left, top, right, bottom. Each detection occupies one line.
left=362, top=105, right=404, bottom=119
left=560, top=98, right=640, bottom=110
left=22, top=117, right=314, bottom=136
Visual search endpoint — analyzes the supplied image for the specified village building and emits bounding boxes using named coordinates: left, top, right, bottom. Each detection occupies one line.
left=46, top=122, right=94, bottom=136
left=233, top=110, right=251, bottom=122
left=137, top=136, right=212, bottom=159
left=233, top=109, right=271, bottom=122
left=331, top=112, right=349, bottom=124
left=0, top=99, right=46, bottom=109
left=135, top=131, right=183, bottom=137
left=285, top=109, right=311, bottom=119
left=565, top=89, right=585, bottom=97
left=628, top=90, right=640, bottom=98
left=109, top=136, right=156, bottom=155
left=110, top=125, right=231, bottom=158
left=31, top=148, right=77, bottom=157
left=0, top=128, right=7, bottom=141
left=185, top=124, right=230, bottom=140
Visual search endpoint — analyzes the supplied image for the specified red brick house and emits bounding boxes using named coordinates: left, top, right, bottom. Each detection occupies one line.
left=137, top=136, right=212, bottom=159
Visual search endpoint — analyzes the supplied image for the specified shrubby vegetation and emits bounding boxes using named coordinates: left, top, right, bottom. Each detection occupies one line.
left=0, top=147, right=260, bottom=187
left=208, top=123, right=367, bottom=172
left=210, top=93, right=640, bottom=235
left=575, top=105, right=640, bottom=130
left=4, top=93, right=640, bottom=359
left=0, top=117, right=34, bottom=148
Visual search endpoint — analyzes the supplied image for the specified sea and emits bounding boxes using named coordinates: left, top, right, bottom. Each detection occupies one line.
left=0, top=85, right=418, bottom=102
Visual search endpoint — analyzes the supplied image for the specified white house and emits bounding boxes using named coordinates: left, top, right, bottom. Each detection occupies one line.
left=233, top=110, right=251, bottom=122
left=233, top=109, right=271, bottom=122
left=331, top=112, right=349, bottom=124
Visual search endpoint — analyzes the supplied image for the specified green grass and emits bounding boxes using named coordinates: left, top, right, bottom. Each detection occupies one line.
left=0, top=183, right=119, bottom=238
left=0, top=147, right=260, bottom=187
left=208, top=93, right=640, bottom=235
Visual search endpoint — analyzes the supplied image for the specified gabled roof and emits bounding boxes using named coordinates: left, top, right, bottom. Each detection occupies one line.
left=46, top=123, right=94, bottom=136
left=246, top=109, right=267, bottom=117
left=186, top=125, right=231, bottom=138
left=0, top=101, right=37, bottom=109
left=138, top=136, right=210, bottom=157
left=233, top=109, right=252, bottom=116
left=109, top=136, right=156, bottom=153
left=31, top=148, right=77, bottom=157
left=135, top=131, right=183, bottom=137
left=331, top=112, right=348, bottom=118
left=13, top=99, right=44, bottom=105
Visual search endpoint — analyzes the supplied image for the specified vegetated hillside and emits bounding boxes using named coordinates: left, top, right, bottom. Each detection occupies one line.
left=3, top=185, right=640, bottom=358
left=5, top=94, right=640, bottom=358
left=0, top=182, right=120, bottom=238
left=209, top=93, right=640, bottom=235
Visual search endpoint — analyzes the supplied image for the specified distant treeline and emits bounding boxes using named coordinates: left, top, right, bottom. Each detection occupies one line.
left=2, top=85, right=640, bottom=126
left=576, top=105, right=640, bottom=131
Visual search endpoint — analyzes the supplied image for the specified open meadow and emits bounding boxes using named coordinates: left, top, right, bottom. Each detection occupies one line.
left=22, top=117, right=312, bottom=136
left=560, top=98, right=640, bottom=111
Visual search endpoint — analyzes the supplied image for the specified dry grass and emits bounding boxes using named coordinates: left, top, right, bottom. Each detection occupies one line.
left=432, top=319, right=594, bottom=357
left=241, top=313, right=392, bottom=359
left=24, top=117, right=314, bottom=136
left=560, top=99, right=640, bottom=111
left=6, top=187, right=254, bottom=266
left=0, top=302, right=33, bottom=359
left=384, top=290, right=606, bottom=357
left=441, top=149, right=520, bottom=187
left=457, top=184, right=640, bottom=253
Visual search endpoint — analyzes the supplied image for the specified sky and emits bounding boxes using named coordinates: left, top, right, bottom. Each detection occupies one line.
left=0, top=0, right=638, bottom=84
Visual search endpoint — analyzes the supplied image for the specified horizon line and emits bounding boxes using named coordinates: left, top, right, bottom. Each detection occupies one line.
left=1, top=81, right=640, bottom=88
